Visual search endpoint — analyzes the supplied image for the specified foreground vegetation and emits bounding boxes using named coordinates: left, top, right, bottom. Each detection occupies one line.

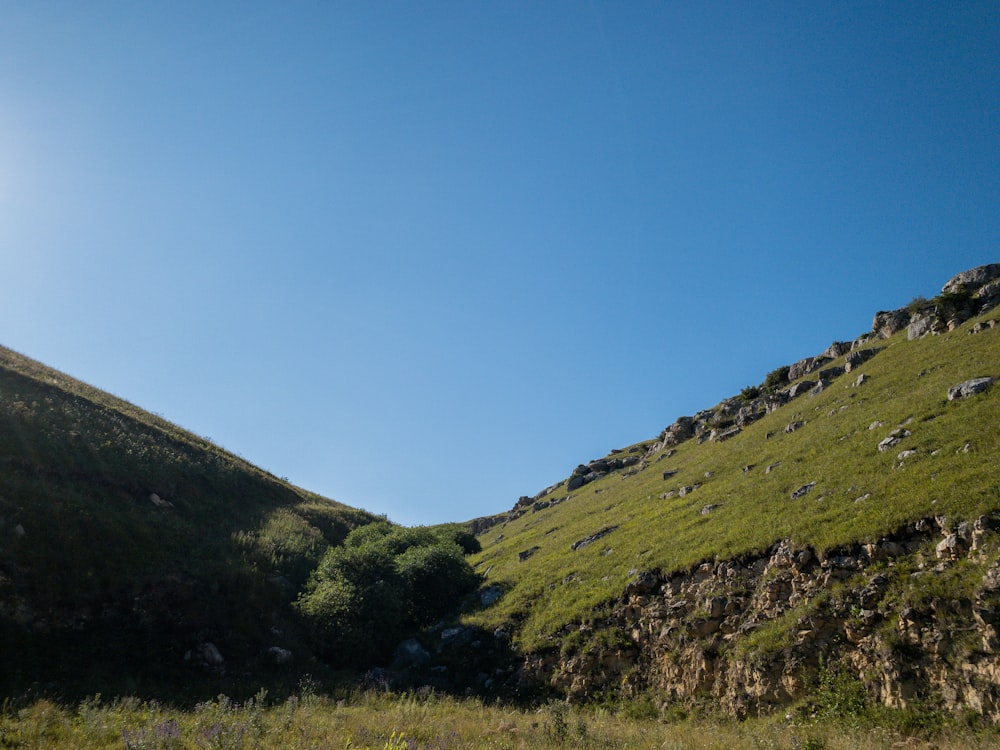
left=4, top=688, right=1000, bottom=750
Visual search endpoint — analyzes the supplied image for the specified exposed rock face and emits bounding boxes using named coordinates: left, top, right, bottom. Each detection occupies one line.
left=520, top=516, right=1000, bottom=719
left=942, top=263, right=1000, bottom=295
left=873, top=309, right=911, bottom=339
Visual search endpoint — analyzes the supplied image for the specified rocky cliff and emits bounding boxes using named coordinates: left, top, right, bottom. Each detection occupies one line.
left=473, top=263, right=1000, bottom=719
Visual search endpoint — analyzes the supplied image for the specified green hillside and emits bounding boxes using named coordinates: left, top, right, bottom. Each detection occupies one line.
left=468, top=273, right=1000, bottom=655
left=0, top=344, right=379, bottom=698
left=4, top=264, right=1000, bottom=722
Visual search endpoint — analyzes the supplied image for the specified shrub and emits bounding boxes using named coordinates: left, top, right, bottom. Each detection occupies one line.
left=396, top=542, right=479, bottom=624
left=297, top=524, right=480, bottom=667
left=762, top=366, right=790, bottom=392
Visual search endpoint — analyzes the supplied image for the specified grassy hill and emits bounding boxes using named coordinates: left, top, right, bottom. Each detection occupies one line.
left=466, top=269, right=1000, bottom=669
left=0, top=344, right=379, bottom=699
left=4, top=264, right=1000, bottom=725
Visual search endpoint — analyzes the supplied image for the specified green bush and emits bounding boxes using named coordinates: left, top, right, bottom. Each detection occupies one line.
left=396, top=542, right=479, bottom=624
left=296, top=523, right=480, bottom=667
left=762, top=365, right=790, bottom=392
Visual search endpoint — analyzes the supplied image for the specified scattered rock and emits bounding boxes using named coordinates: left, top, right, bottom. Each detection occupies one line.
left=201, top=642, right=224, bottom=666
left=854, top=373, right=868, bottom=387
left=878, top=428, right=912, bottom=452
left=390, top=639, right=430, bottom=670
left=711, top=426, right=741, bottom=442
left=971, top=319, right=999, bottom=334
left=625, top=571, right=659, bottom=596
left=571, top=526, right=619, bottom=551
left=518, top=547, right=540, bottom=562
left=700, top=504, right=719, bottom=515
left=149, top=493, right=172, bottom=508
left=947, top=377, right=994, bottom=401
left=765, top=462, right=781, bottom=474
left=791, top=482, right=817, bottom=499
left=788, top=356, right=831, bottom=381
left=785, top=421, right=805, bottom=434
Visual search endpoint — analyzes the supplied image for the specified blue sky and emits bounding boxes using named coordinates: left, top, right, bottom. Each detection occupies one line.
left=2, top=2, right=998, bottom=525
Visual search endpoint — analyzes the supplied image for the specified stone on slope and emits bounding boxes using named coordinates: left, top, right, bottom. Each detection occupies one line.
left=948, top=377, right=994, bottom=401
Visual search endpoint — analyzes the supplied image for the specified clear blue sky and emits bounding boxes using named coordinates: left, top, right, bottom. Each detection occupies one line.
left=2, top=2, right=998, bottom=525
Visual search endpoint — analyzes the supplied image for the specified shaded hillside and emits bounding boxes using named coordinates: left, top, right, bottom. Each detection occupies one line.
left=466, top=264, right=1000, bottom=717
left=0, top=345, right=378, bottom=698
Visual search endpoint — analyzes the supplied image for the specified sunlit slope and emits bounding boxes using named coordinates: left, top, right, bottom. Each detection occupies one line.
left=0, top=345, right=376, bottom=695
left=470, top=312, right=1000, bottom=650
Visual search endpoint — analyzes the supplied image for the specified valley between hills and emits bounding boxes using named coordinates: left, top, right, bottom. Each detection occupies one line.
left=2, top=264, right=1000, bottom=748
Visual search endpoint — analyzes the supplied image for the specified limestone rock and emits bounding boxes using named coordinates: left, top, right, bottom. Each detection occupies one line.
left=873, top=309, right=911, bottom=338
left=878, top=428, right=911, bottom=452
left=201, top=642, right=224, bottom=666
left=942, top=263, right=1000, bottom=295
left=948, top=377, right=994, bottom=401
left=790, top=482, right=816, bottom=499
left=391, top=638, right=430, bottom=669
left=844, top=347, right=883, bottom=372
left=570, top=526, right=618, bottom=552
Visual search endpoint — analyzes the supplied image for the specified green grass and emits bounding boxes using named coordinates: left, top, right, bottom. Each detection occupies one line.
left=469, top=313, right=1000, bottom=651
left=3, top=689, right=1000, bottom=749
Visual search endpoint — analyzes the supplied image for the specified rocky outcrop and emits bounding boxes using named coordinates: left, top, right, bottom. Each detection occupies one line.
left=520, top=514, right=1000, bottom=719
left=873, top=309, right=911, bottom=339
left=943, top=264, right=1000, bottom=295
left=874, top=263, right=1000, bottom=343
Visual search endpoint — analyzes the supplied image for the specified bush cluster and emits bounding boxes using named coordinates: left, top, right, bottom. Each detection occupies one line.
left=295, top=522, right=480, bottom=666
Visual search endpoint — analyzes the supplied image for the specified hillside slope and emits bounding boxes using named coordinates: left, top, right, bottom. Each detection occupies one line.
left=467, top=264, right=1000, bottom=717
left=0, top=345, right=378, bottom=698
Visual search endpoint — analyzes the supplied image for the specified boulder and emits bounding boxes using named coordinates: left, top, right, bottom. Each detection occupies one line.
left=791, top=482, right=816, bottom=499
left=571, top=526, right=619, bottom=551
left=872, top=309, right=911, bottom=338
left=823, top=341, right=852, bottom=359
left=844, top=347, right=883, bottom=372
left=907, top=313, right=936, bottom=340
left=201, top=642, right=224, bottom=666
left=788, top=356, right=831, bottom=381
left=818, top=366, right=845, bottom=382
left=975, top=279, right=1000, bottom=308
left=947, top=377, right=994, bottom=401
left=518, top=546, right=540, bottom=562
left=878, top=428, right=911, bottom=452
left=391, top=638, right=430, bottom=669
left=785, top=380, right=817, bottom=399
left=711, top=426, right=741, bottom=442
